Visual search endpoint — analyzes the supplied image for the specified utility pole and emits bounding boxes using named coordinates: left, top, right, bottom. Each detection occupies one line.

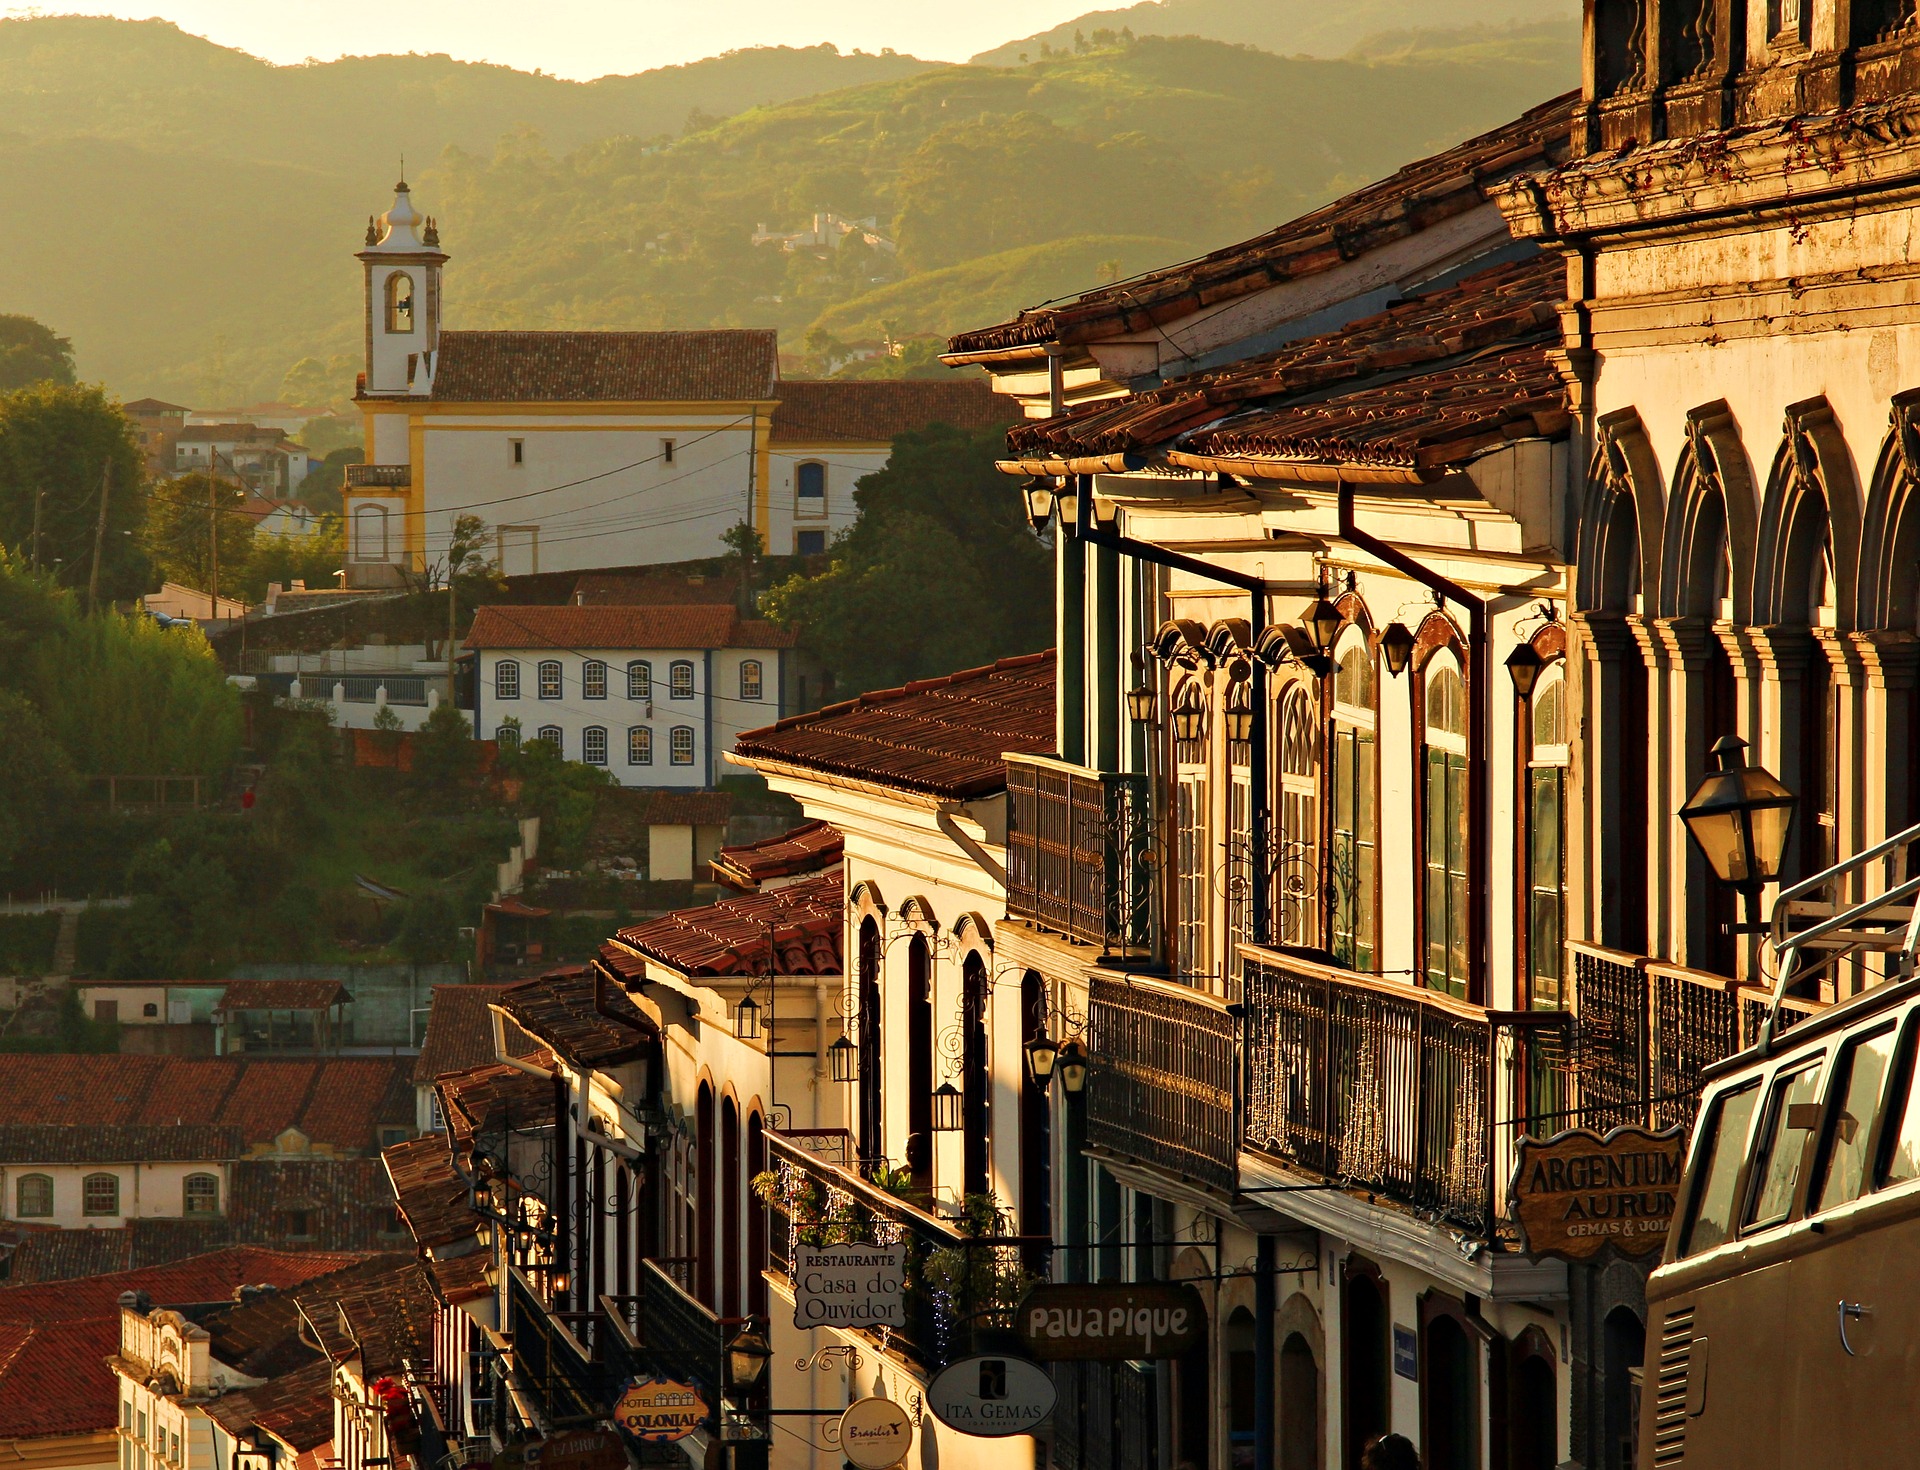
left=29, top=485, right=45, bottom=572
left=88, top=459, right=112, bottom=613
left=208, top=469, right=219, bottom=620
left=446, top=545, right=459, bottom=708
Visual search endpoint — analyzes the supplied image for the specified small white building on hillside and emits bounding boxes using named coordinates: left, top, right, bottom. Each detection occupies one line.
left=464, top=603, right=804, bottom=788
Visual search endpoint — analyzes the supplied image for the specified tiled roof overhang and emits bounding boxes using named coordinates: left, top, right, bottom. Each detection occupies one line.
left=496, top=967, right=655, bottom=1069
left=608, top=868, right=844, bottom=979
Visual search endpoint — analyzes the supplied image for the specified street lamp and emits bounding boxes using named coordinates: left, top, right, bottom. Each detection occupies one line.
left=733, top=993, right=762, bottom=1041
left=1054, top=1039, right=1089, bottom=1094
left=1128, top=682, right=1158, bottom=725
left=1680, top=735, right=1797, bottom=928
left=725, top=1326, right=773, bottom=1393
left=1025, top=1030, right=1059, bottom=1086
left=1224, top=683, right=1254, bottom=745
left=1301, top=595, right=1346, bottom=658
left=1171, top=684, right=1207, bottom=745
left=1380, top=621, right=1416, bottom=677
left=932, top=1082, right=964, bottom=1132
left=1022, top=480, right=1055, bottom=532
left=828, top=1033, right=857, bottom=1083
left=1505, top=642, right=1545, bottom=698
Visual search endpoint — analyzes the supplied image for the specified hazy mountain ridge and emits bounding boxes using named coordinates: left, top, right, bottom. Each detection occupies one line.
left=0, top=17, right=1577, bottom=407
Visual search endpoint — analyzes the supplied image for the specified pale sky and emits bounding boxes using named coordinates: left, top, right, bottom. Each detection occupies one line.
left=22, top=1, right=1109, bottom=78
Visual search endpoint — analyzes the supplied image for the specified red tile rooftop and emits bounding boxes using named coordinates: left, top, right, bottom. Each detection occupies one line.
left=427, top=328, right=778, bottom=404
left=496, top=967, right=654, bottom=1068
left=732, top=651, right=1055, bottom=801
left=710, top=818, right=844, bottom=890
left=464, top=603, right=798, bottom=650
left=608, top=868, right=844, bottom=979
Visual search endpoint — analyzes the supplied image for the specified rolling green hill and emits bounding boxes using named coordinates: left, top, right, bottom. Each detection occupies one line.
left=0, top=17, right=1578, bottom=408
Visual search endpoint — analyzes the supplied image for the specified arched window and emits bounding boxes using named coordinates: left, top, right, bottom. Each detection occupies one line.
left=1172, top=678, right=1210, bottom=985
left=537, top=660, right=562, bottom=700
left=183, top=1173, right=219, bottom=1217
left=961, top=951, right=991, bottom=1197
left=627, top=727, right=652, bottom=766
left=1330, top=630, right=1377, bottom=971
left=627, top=660, right=652, bottom=700
left=739, top=660, right=763, bottom=701
left=1278, top=684, right=1319, bottom=947
left=857, top=918, right=883, bottom=1162
left=15, top=1174, right=51, bottom=1218
left=669, top=660, right=695, bottom=699
left=495, top=723, right=520, bottom=751
left=352, top=503, right=389, bottom=562
left=1019, top=970, right=1051, bottom=1240
left=1226, top=678, right=1255, bottom=948
left=494, top=660, right=520, bottom=700
left=535, top=725, right=562, bottom=753
left=669, top=726, right=695, bottom=765
left=1279, top=1332, right=1320, bottom=1470
left=720, top=1096, right=741, bottom=1319
left=83, top=1173, right=119, bottom=1217
left=796, top=461, right=827, bottom=513
left=1527, top=662, right=1569, bottom=1009
left=582, top=726, right=608, bottom=766
left=385, top=272, right=415, bottom=333
left=582, top=660, right=607, bottom=700
left=907, top=936, right=933, bottom=1192
left=1424, top=653, right=1470, bottom=998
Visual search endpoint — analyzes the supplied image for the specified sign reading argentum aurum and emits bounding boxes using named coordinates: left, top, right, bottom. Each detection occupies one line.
left=1510, top=1125, right=1686, bottom=1261
left=792, top=1243, right=906, bottom=1330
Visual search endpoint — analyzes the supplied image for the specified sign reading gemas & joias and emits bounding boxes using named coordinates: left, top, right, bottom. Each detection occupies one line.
left=792, top=1243, right=906, bottom=1330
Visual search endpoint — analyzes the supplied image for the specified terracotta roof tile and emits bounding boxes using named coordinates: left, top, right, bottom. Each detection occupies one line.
left=464, top=602, right=798, bottom=651
left=429, top=329, right=778, bottom=403
left=413, top=985, right=540, bottom=1088
left=947, top=93, right=1578, bottom=358
left=732, top=651, right=1055, bottom=799
left=1006, top=254, right=1567, bottom=470
left=226, top=1159, right=411, bottom=1254
left=770, top=379, right=1015, bottom=444
left=204, top=1357, right=336, bottom=1452
left=435, top=1062, right=555, bottom=1146
left=710, top=819, right=844, bottom=889
left=214, top=980, right=351, bottom=1012
left=0, top=1123, right=240, bottom=1163
left=610, top=868, right=844, bottom=979
left=383, top=1135, right=478, bottom=1253
left=497, top=968, right=654, bottom=1069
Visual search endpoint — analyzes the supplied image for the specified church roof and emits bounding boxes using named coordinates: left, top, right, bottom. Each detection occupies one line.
left=429, top=329, right=779, bottom=404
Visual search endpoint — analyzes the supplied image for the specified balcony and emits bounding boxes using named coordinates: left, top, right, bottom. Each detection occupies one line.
left=1085, top=974, right=1238, bottom=1196
left=1005, top=754, right=1151, bottom=956
left=345, top=463, right=412, bottom=489
left=763, top=1128, right=1004, bottom=1374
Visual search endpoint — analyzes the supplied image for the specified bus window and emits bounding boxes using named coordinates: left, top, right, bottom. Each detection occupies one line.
left=1880, top=1024, right=1920, bottom=1188
left=1745, top=1062, right=1825, bottom=1231
left=1815, top=1025, right=1898, bottom=1212
left=1683, top=1082, right=1760, bottom=1257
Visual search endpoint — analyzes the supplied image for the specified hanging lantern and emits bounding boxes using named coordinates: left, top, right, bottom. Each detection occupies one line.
left=1055, top=1039, right=1089, bottom=1094
left=1505, top=642, right=1546, bottom=698
left=1022, top=481, right=1055, bottom=532
left=1680, top=735, right=1797, bottom=893
left=828, top=1033, right=857, bottom=1083
left=733, top=993, right=762, bottom=1041
left=1128, top=683, right=1158, bottom=725
left=1025, top=1030, right=1059, bottom=1085
left=1380, top=622, right=1416, bottom=677
left=1301, top=596, right=1346, bottom=656
left=931, top=1082, right=964, bottom=1132
left=1224, top=684, right=1254, bottom=745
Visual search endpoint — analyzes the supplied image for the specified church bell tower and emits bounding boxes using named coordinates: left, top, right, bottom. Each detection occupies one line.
left=358, top=179, right=447, bottom=397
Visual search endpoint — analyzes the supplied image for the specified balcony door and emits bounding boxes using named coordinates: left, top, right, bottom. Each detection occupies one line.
left=1341, top=1263, right=1389, bottom=1470
left=1278, top=683, right=1320, bottom=949
left=962, top=951, right=991, bottom=1197
left=857, top=918, right=883, bottom=1164
left=1423, top=653, right=1470, bottom=998
left=907, top=935, right=933, bottom=1191
left=1330, top=632, right=1377, bottom=972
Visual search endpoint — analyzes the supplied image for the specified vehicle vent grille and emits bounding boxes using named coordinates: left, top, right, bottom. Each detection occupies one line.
left=1653, top=1306, right=1695, bottom=1466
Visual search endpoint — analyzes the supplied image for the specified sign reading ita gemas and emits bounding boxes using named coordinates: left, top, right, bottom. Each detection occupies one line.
left=1016, top=1282, right=1207, bottom=1361
left=792, top=1243, right=906, bottom=1331
left=1509, top=1125, right=1686, bottom=1262
left=926, top=1355, right=1057, bottom=1438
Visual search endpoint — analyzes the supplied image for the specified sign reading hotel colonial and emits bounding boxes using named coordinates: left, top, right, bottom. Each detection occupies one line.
left=792, top=1243, right=906, bottom=1330
left=927, top=1355, right=1056, bottom=1437
left=1510, top=1125, right=1687, bottom=1261
left=1015, top=1282, right=1207, bottom=1360
left=837, top=1396, right=915, bottom=1469
left=612, top=1377, right=706, bottom=1443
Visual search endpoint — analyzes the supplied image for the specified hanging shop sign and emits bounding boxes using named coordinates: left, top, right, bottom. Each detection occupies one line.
left=611, top=1377, right=706, bottom=1444
left=500, top=1428, right=630, bottom=1470
left=926, top=1355, right=1057, bottom=1438
left=1510, top=1125, right=1687, bottom=1261
left=837, top=1396, right=916, bottom=1469
left=1014, top=1282, right=1207, bottom=1360
left=792, top=1242, right=906, bottom=1331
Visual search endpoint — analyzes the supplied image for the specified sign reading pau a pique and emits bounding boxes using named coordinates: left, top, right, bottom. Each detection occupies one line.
left=1016, top=1282, right=1207, bottom=1360
left=1510, top=1125, right=1687, bottom=1262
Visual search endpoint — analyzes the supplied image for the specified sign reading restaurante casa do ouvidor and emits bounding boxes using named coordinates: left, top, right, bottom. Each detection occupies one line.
left=1510, top=1125, right=1686, bottom=1261
left=792, top=1242, right=906, bottom=1331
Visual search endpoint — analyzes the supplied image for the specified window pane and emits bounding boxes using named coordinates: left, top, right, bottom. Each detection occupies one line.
left=628, top=727, right=651, bottom=765
left=1684, top=1082, right=1760, bottom=1255
left=583, top=728, right=607, bottom=765
left=1746, top=1063, right=1825, bottom=1230
left=1817, top=1027, right=1898, bottom=1212
left=628, top=661, right=651, bottom=699
left=583, top=661, right=606, bottom=699
left=1879, top=1029, right=1920, bottom=1187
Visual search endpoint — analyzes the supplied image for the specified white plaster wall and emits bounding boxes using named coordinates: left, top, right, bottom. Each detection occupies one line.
left=766, top=447, right=884, bottom=555
left=1, top=1161, right=227, bottom=1227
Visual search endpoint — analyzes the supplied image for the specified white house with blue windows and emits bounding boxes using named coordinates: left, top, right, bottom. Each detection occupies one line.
left=463, top=604, right=802, bottom=788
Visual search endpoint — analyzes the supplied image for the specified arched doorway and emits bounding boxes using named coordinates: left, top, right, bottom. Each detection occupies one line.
left=1280, top=1331, right=1320, bottom=1470
left=745, top=1111, right=767, bottom=1318
left=1508, top=1339, right=1557, bottom=1470
left=1019, top=971, right=1051, bottom=1239
left=1174, top=1295, right=1211, bottom=1469
left=720, top=1095, right=741, bottom=1318
left=1341, top=1266, right=1388, bottom=1470
left=1420, top=1308, right=1477, bottom=1470
left=907, top=935, right=933, bottom=1191
left=961, top=951, right=990, bottom=1197
left=695, top=1082, right=714, bottom=1308
left=1602, top=1306, right=1645, bottom=1470
left=1227, top=1307, right=1257, bottom=1468
left=857, top=918, right=883, bottom=1163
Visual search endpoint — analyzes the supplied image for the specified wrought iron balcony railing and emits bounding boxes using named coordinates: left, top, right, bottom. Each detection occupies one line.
left=1085, top=974, right=1238, bottom=1196
left=345, top=462, right=412, bottom=488
left=1005, top=754, right=1152, bottom=957
left=637, top=1258, right=724, bottom=1396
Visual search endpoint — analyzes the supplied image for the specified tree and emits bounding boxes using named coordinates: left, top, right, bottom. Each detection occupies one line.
left=0, top=316, right=76, bottom=393
left=763, top=424, right=1051, bottom=697
left=239, top=516, right=345, bottom=600
left=0, top=690, right=74, bottom=872
left=413, top=701, right=479, bottom=794
left=143, top=470, right=255, bottom=595
left=0, top=382, right=149, bottom=600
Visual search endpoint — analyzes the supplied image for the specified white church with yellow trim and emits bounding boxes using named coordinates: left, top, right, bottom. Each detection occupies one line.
left=344, top=180, right=1010, bottom=585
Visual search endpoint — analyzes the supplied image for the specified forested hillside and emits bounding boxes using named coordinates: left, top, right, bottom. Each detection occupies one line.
left=0, top=16, right=1576, bottom=408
